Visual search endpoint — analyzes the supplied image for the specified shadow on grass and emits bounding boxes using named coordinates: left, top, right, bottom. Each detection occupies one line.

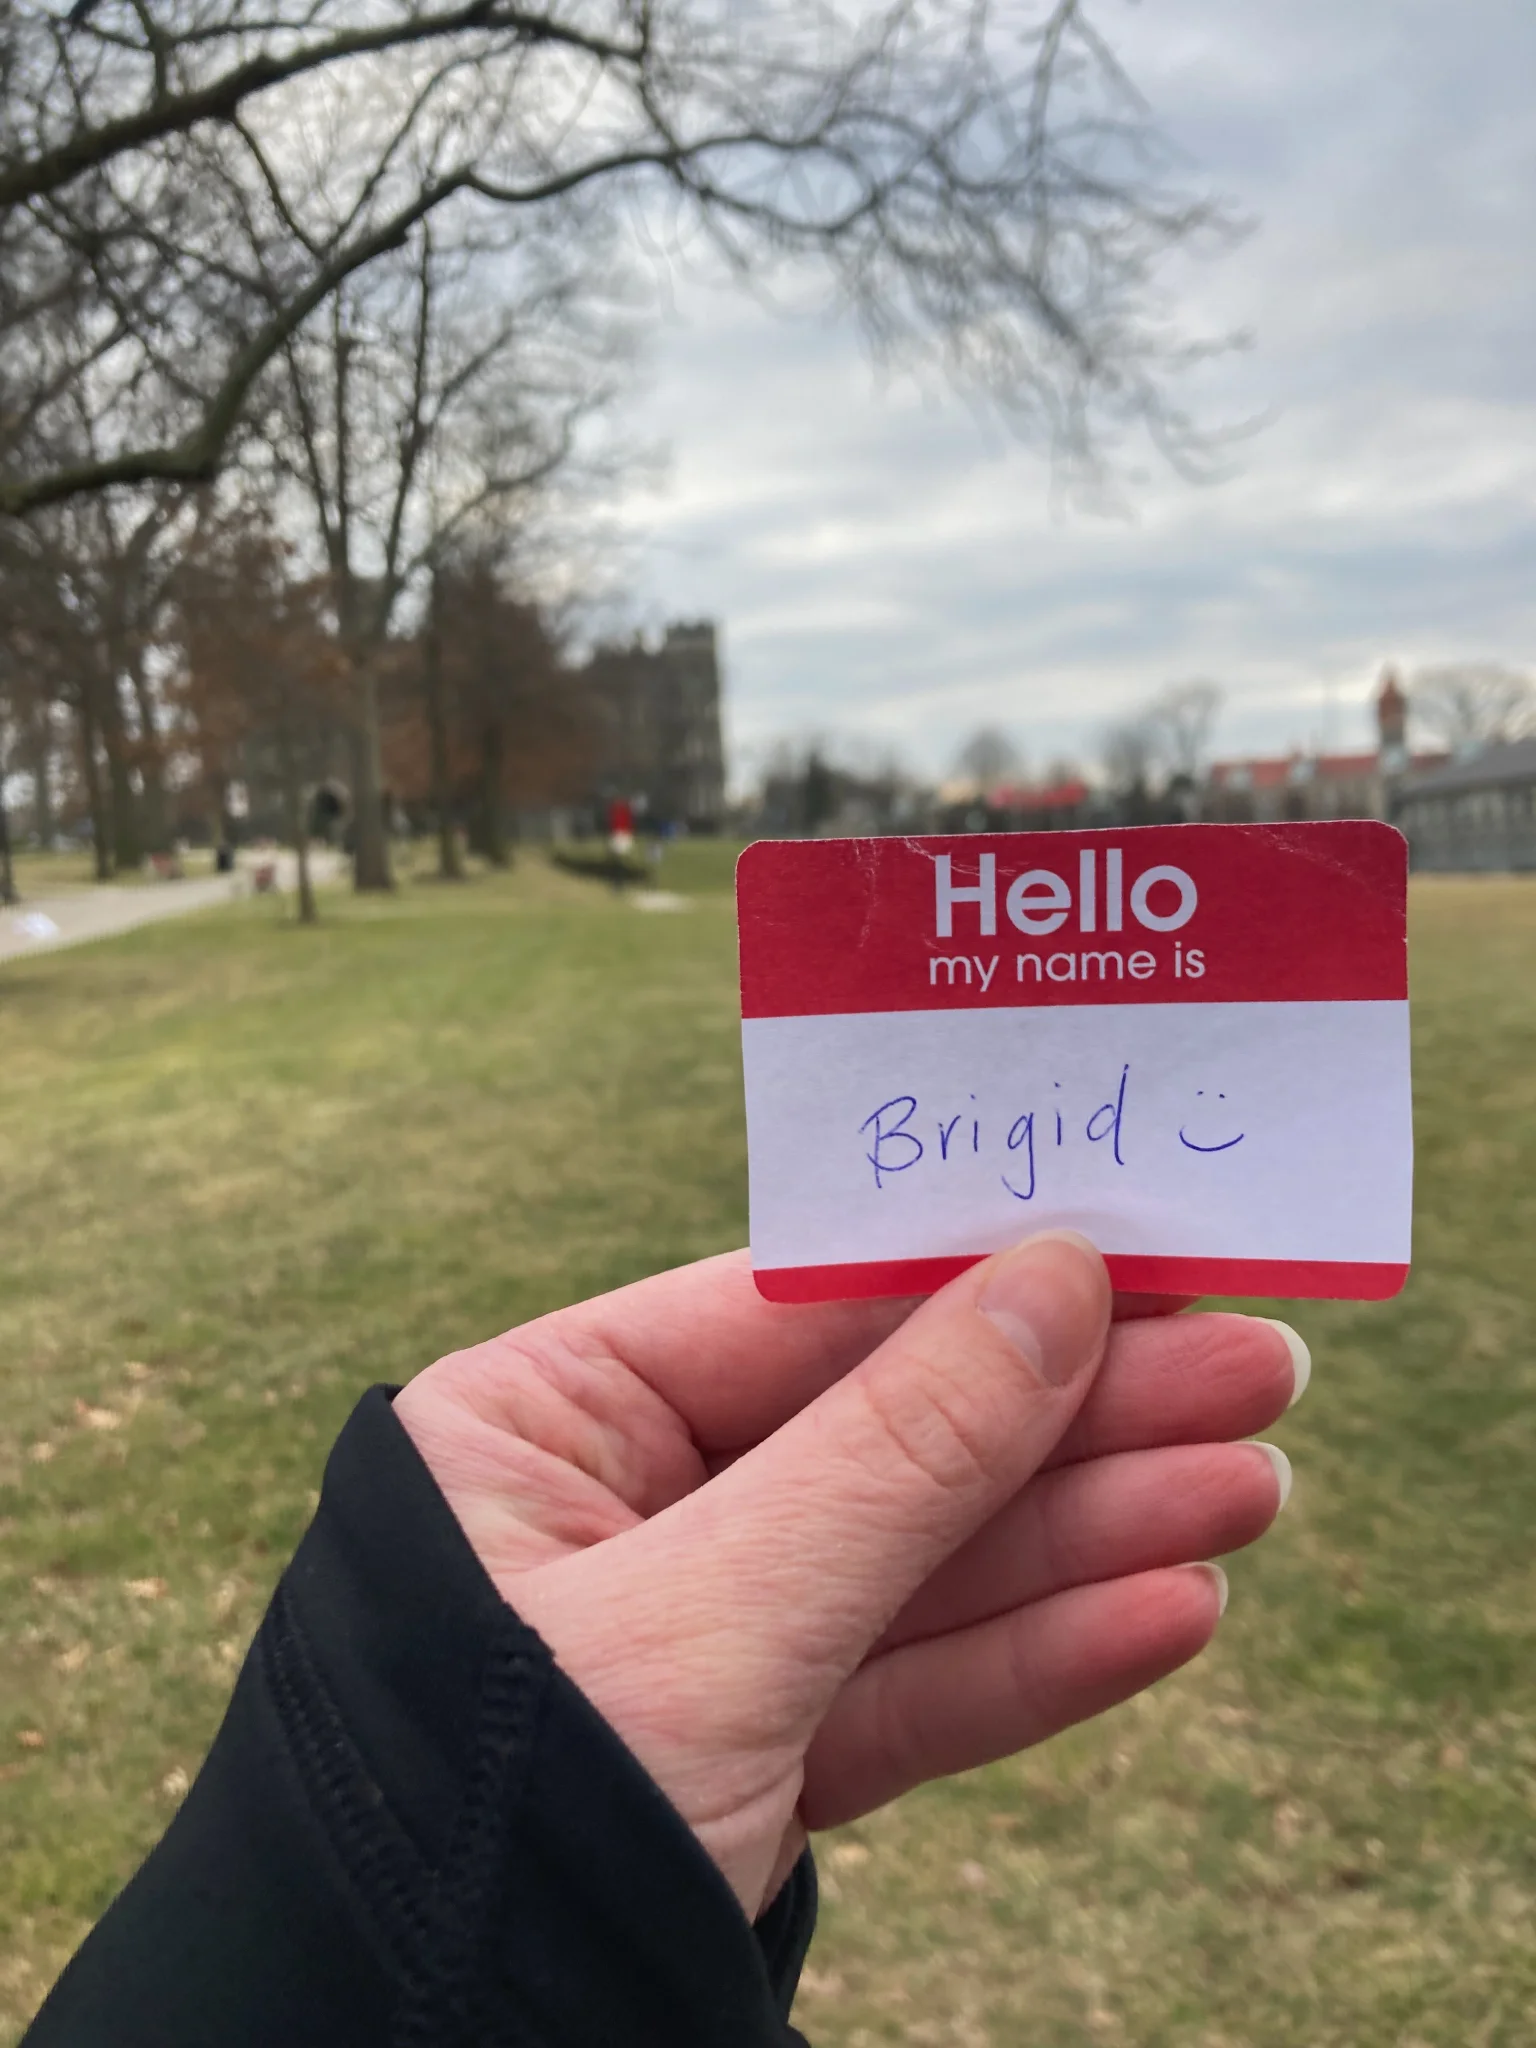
left=549, top=846, right=648, bottom=887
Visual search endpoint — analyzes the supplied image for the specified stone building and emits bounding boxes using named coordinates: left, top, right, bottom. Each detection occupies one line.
left=579, top=621, right=726, bottom=832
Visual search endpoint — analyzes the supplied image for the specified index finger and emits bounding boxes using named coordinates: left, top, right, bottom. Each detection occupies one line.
left=545, top=1251, right=1294, bottom=1458
left=549, top=1249, right=917, bottom=1450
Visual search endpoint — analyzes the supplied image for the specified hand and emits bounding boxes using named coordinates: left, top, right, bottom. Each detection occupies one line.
left=393, top=1234, right=1300, bottom=1919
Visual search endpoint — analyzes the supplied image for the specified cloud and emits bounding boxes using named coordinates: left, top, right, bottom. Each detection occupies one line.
left=614, top=0, right=1536, bottom=779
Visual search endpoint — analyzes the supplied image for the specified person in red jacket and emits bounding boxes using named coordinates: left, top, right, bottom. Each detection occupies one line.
left=607, top=795, right=635, bottom=858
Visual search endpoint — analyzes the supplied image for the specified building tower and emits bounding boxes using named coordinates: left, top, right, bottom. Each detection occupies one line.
left=1376, top=668, right=1408, bottom=771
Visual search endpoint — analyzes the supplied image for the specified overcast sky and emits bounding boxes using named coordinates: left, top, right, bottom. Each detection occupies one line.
left=612, top=0, right=1536, bottom=788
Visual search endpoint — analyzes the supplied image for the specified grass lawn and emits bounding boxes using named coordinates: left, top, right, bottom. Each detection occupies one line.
left=2, top=857, right=1534, bottom=2045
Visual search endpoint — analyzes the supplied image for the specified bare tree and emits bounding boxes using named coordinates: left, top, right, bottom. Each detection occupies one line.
left=1, top=694, right=58, bottom=855
left=257, top=206, right=636, bottom=888
left=0, top=677, right=19, bottom=903
left=1099, top=712, right=1159, bottom=823
left=1099, top=679, right=1221, bottom=822
left=2, top=0, right=1238, bottom=518
left=174, top=514, right=346, bottom=924
left=419, top=561, right=463, bottom=883
left=1411, top=664, right=1534, bottom=753
left=755, top=734, right=924, bottom=835
left=1148, top=679, right=1222, bottom=784
left=0, top=482, right=190, bottom=872
left=954, top=726, right=1023, bottom=791
left=0, top=561, right=50, bottom=891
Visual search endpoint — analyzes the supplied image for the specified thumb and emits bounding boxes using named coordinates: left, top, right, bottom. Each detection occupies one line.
left=548, top=1231, right=1111, bottom=1715
left=685, top=1229, right=1111, bottom=1679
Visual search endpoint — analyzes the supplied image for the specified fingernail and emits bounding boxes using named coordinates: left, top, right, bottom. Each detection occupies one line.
left=1254, top=1316, right=1311, bottom=1407
left=1192, top=1561, right=1229, bottom=1616
left=1250, top=1440, right=1293, bottom=1510
left=977, top=1231, right=1108, bottom=1387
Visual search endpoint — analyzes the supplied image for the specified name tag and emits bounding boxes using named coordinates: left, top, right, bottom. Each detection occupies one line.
left=737, top=821, right=1411, bottom=1303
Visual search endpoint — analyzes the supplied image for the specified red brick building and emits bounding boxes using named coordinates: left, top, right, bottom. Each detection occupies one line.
left=1203, top=670, right=1444, bottom=823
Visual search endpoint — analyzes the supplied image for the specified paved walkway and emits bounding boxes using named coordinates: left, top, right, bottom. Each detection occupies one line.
left=0, top=852, right=343, bottom=965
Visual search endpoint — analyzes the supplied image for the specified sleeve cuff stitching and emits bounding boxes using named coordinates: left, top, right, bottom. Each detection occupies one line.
left=262, top=1576, right=437, bottom=1965
left=389, top=1613, right=552, bottom=2045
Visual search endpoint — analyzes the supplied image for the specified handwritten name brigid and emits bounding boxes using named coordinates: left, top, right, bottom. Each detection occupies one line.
left=859, top=1070, right=1245, bottom=1200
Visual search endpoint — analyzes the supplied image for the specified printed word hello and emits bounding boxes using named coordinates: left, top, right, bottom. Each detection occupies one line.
left=934, top=849, right=1197, bottom=939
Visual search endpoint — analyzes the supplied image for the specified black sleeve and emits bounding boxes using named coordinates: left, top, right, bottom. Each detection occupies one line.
left=22, top=1388, right=817, bottom=2048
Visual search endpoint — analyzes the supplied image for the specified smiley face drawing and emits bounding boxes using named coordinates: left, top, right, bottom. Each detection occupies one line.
left=1179, top=1089, right=1245, bottom=1154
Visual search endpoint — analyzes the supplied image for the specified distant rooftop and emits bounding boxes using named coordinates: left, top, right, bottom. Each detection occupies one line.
left=1401, top=737, right=1536, bottom=799
left=1208, top=749, right=1445, bottom=792
left=990, top=779, right=1091, bottom=812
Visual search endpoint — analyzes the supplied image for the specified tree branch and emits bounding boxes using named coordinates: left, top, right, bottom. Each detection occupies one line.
left=1, top=1, right=645, bottom=212
left=2, top=142, right=695, bottom=514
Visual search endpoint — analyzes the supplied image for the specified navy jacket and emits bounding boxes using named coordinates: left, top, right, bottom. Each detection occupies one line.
left=23, top=1389, right=816, bottom=2046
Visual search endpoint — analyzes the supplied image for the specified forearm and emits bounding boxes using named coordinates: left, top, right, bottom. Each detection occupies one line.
left=22, top=1389, right=815, bottom=2048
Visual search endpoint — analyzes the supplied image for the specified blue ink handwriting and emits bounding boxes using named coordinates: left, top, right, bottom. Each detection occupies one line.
left=1178, top=1089, right=1245, bottom=1154
left=859, top=1070, right=1247, bottom=1197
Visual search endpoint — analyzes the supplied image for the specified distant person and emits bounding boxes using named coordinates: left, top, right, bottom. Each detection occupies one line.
left=21, top=1233, right=1298, bottom=2046
left=608, top=795, right=635, bottom=858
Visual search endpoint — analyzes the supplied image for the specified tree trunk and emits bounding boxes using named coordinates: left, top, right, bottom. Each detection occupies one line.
left=0, top=775, right=17, bottom=906
left=75, top=689, right=113, bottom=880
left=279, top=735, right=317, bottom=926
left=423, top=573, right=464, bottom=881
left=128, top=648, right=169, bottom=853
left=350, top=657, right=393, bottom=891
left=296, top=832, right=315, bottom=923
left=28, top=706, right=56, bottom=850
left=96, top=663, right=143, bottom=872
left=479, top=720, right=509, bottom=868
left=465, top=793, right=488, bottom=859
left=205, top=772, right=233, bottom=856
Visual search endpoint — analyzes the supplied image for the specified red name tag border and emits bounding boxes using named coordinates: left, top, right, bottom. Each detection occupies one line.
left=755, top=1253, right=1411, bottom=1305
